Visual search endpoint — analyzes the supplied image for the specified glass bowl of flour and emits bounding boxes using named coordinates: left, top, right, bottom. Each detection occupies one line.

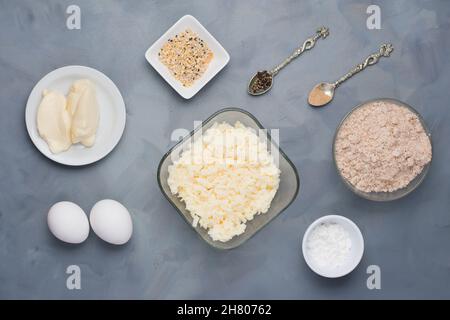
left=333, top=98, right=432, bottom=202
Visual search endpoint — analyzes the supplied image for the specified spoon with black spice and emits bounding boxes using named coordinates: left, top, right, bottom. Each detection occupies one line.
left=248, top=27, right=329, bottom=96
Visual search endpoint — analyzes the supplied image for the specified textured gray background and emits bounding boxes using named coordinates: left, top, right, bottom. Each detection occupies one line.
left=0, top=0, right=449, bottom=299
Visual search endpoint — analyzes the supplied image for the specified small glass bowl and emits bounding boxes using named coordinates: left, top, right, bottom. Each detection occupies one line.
left=157, top=108, right=300, bottom=249
left=333, top=98, right=432, bottom=202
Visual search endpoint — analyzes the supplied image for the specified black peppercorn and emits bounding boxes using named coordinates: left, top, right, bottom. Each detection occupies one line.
left=250, top=71, right=272, bottom=94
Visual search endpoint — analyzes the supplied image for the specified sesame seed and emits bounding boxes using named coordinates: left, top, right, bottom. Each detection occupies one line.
left=158, top=29, right=214, bottom=87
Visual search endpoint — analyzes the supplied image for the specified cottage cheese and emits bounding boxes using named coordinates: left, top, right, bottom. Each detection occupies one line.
left=167, top=121, right=280, bottom=242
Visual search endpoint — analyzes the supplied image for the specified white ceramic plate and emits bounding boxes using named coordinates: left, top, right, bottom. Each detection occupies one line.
left=302, top=215, right=364, bottom=278
left=25, top=65, right=126, bottom=166
left=145, top=14, right=230, bottom=99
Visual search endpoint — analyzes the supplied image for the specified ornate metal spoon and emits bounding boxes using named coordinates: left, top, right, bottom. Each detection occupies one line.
left=308, top=43, right=394, bottom=107
left=248, top=27, right=329, bottom=96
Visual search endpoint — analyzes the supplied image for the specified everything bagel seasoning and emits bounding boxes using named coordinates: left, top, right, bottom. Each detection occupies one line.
left=159, top=29, right=214, bottom=87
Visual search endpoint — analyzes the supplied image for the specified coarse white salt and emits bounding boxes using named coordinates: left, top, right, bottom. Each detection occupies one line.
left=306, top=222, right=352, bottom=269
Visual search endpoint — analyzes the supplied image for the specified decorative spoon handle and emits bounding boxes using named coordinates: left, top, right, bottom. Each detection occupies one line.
left=269, top=26, right=329, bottom=76
left=333, top=43, right=394, bottom=88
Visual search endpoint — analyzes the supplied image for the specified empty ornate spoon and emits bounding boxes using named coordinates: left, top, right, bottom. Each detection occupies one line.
left=308, top=43, right=394, bottom=107
left=248, top=27, right=329, bottom=96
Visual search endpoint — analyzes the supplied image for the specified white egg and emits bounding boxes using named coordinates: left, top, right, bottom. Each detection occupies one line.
left=89, top=199, right=133, bottom=245
left=47, top=201, right=89, bottom=244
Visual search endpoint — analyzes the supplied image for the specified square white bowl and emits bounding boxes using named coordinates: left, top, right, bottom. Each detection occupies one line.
left=145, top=15, right=230, bottom=99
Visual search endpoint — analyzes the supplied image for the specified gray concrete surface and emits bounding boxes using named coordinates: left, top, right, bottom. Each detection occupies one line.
left=0, top=0, right=449, bottom=299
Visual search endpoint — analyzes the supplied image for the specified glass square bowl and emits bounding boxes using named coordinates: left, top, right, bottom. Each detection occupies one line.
left=157, top=108, right=300, bottom=249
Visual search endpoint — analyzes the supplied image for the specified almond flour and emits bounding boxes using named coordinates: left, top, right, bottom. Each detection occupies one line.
left=335, top=101, right=432, bottom=193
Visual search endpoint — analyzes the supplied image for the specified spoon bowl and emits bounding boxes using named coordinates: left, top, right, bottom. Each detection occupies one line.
left=308, top=82, right=335, bottom=107
left=248, top=71, right=273, bottom=96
